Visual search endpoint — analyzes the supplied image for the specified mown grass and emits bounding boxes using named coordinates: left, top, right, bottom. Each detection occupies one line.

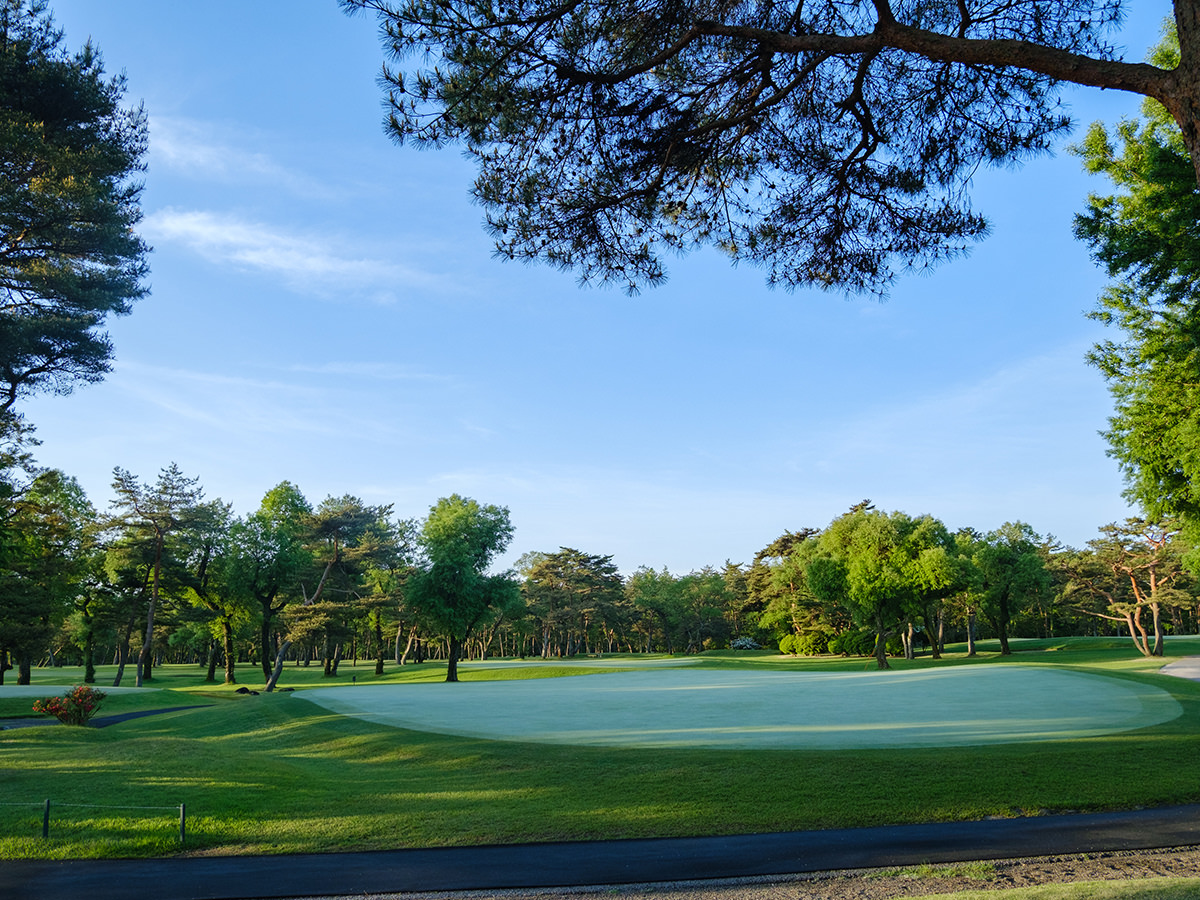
left=2, top=637, right=1199, bottom=860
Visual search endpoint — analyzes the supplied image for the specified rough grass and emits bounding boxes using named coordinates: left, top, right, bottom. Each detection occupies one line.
left=2, top=638, right=1199, bottom=860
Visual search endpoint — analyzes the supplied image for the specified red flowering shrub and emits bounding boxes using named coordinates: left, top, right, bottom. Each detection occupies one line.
left=32, top=685, right=107, bottom=726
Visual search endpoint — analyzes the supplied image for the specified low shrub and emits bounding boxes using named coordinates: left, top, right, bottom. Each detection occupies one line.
left=793, top=632, right=830, bottom=656
left=829, top=629, right=877, bottom=657
left=778, top=634, right=796, bottom=655
left=32, top=684, right=107, bottom=726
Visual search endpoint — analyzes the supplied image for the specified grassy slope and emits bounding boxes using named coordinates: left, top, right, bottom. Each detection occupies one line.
left=2, top=638, right=1199, bottom=860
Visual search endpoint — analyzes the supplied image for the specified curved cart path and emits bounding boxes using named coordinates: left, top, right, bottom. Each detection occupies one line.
left=2, top=805, right=1199, bottom=900
left=1162, top=655, right=1200, bottom=681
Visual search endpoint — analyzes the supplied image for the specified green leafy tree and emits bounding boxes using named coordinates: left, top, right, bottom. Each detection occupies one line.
left=357, top=514, right=414, bottom=674
left=0, top=468, right=92, bottom=683
left=904, top=516, right=964, bottom=660
left=673, top=567, right=733, bottom=652
left=345, top=0, right=1196, bottom=294
left=625, top=566, right=683, bottom=653
left=968, top=522, right=1051, bottom=656
left=108, top=463, right=204, bottom=686
left=267, top=494, right=395, bottom=688
left=1074, top=24, right=1200, bottom=542
left=406, top=494, right=520, bottom=682
left=523, top=547, right=624, bottom=657
left=807, top=505, right=953, bottom=669
left=748, top=529, right=841, bottom=649
left=0, top=0, right=149, bottom=411
left=1066, top=518, right=1192, bottom=655
left=179, top=500, right=248, bottom=685
left=226, top=481, right=313, bottom=680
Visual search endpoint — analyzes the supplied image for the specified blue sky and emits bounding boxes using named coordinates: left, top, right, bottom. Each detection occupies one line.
left=26, top=0, right=1170, bottom=573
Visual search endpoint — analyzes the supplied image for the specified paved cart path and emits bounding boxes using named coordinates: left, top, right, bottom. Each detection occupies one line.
left=3, top=805, right=1199, bottom=900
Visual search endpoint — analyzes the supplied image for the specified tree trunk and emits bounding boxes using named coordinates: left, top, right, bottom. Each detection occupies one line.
left=16, top=653, right=31, bottom=685
left=259, top=609, right=275, bottom=681
left=113, top=621, right=132, bottom=687
left=446, top=635, right=463, bottom=682
left=873, top=613, right=890, bottom=670
left=138, top=533, right=164, bottom=687
left=399, top=626, right=418, bottom=665
left=222, top=619, right=237, bottom=685
left=265, top=640, right=292, bottom=692
left=82, top=619, right=96, bottom=684
left=997, top=627, right=1011, bottom=656
left=1126, top=609, right=1153, bottom=656
left=205, top=639, right=218, bottom=683
left=374, top=611, right=385, bottom=676
left=1152, top=601, right=1165, bottom=656
left=966, top=609, right=977, bottom=657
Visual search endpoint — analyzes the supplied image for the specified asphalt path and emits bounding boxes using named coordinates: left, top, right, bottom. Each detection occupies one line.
left=3, top=805, right=1199, bottom=900
left=0, top=706, right=210, bottom=730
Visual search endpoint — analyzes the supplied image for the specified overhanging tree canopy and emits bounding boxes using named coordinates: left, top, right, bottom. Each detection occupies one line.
left=1074, top=26, right=1200, bottom=539
left=345, top=0, right=1197, bottom=293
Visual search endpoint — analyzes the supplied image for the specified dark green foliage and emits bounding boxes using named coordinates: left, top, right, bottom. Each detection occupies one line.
left=523, top=547, right=624, bottom=657
left=0, top=0, right=148, bottom=411
left=792, top=631, right=830, bottom=656
left=808, top=507, right=956, bottom=668
left=1074, top=25, right=1200, bottom=543
left=0, top=467, right=93, bottom=683
left=406, top=494, right=520, bottom=681
left=966, top=522, right=1051, bottom=657
left=829, top=628, right=877, bottom=657
left=344, top=0, right=1174, bottom=293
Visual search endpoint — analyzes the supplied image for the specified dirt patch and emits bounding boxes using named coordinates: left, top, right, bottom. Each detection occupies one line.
left=328, top=847, right=1200, bottom=900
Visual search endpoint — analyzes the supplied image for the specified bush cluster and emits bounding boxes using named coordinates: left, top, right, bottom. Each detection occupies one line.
left=829, top=629, right=877, bottom=657
left=729, top=637, right=762, bottom=650
left=32, top=685, right=107, bottom=726
left=778, top=632, right=831, bottom=656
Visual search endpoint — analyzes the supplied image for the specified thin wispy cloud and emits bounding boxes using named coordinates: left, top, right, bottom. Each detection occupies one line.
left=797, top=340, right=1108, bottom=472
left=149, top=116, right=339, bottom=199
left=143, top=208, right=447, bottom=301
left=288, top=362, right=452, bottom=382
left=108, top=361, right=341, bottom=436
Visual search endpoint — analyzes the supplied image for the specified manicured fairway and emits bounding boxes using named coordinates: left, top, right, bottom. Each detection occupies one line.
left=303, top=665, right=1182, bottom=749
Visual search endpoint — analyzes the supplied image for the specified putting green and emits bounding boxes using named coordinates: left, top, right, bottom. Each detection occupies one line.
left=304, top=665, right=1182, bottom=749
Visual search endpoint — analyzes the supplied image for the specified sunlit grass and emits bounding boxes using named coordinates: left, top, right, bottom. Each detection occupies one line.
left=3, top=638, right=1199, bottom=860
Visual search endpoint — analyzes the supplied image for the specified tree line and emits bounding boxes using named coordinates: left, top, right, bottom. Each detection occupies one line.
left=2, top=452, right=1196, bottom=687
left=2, top=1, right=1199, bottom=685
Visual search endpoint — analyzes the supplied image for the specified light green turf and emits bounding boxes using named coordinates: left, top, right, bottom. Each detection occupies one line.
left=302, top=665, right=1182, bottom=749
left=3, top=642, right=1200, bottom=859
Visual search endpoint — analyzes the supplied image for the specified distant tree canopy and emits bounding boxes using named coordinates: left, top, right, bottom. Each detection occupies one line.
left=0, top=0, right=149, bottom=413
left=346, top=0, right=1196, bottom=293
left=406, top=494, right=520, bottom=681
left=3, top=461, right=1199, bottom=685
